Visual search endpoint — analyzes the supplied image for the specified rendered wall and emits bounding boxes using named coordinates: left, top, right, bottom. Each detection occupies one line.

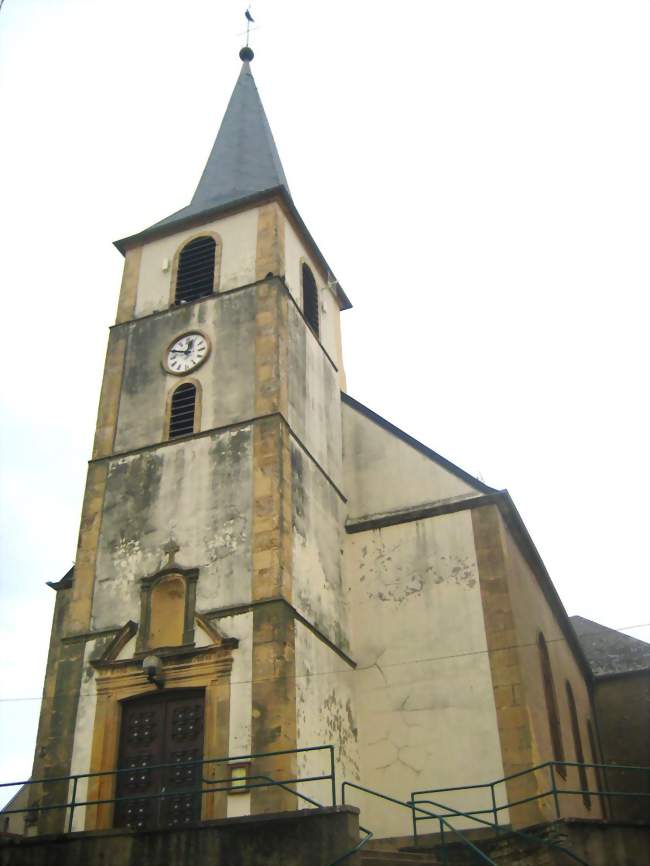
left=344, top=510, right=506, bottom=838
left=287, top=303, right=343, bottom=489
left=134, top=208, right=259, bottom=318
left=342, top=403, right=482, bottom=521
left=291, top=442, right=347, bottom=651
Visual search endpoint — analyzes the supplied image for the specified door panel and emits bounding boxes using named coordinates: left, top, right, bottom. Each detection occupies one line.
left=160, top=694, right=204, bottom=828
left=114, top=690, right=204, bottom=830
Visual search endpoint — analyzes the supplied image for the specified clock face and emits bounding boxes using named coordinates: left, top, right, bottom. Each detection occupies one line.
left=165, top=332, right=209, bottom=374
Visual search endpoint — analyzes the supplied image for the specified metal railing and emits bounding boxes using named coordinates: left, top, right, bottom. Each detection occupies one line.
left=340, top=777, right=600, bottom=866
left=0, top=744, right=374, bottom=866
left=3, top=754, right=647, bottom=866
left=409, top=794, right=591, bottom=866
left=342, top=781, right=498, bottom=865
left=0, top=744, right=337, bottom=832
left=410, top=760, right=650, bottom=836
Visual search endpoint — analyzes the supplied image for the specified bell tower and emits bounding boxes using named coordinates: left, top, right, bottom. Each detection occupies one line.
left=29, top=48, right=353, bottom=833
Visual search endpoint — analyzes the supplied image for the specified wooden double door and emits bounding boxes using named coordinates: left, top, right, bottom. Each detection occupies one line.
left=114, top=689, right=205, bottom=830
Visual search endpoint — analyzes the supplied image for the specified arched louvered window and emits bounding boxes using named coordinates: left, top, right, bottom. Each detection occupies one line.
left=566, top=682, right=591, bottom=809
left=538, top=632, right=567, bottom=778
left=175, top=236, right=216, bottom=304
left=168, top=383, right=197, bottom=439
left=302, top=263, right=319, bottom=338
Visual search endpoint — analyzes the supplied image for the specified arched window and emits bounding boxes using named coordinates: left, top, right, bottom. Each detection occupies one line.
left=302, top=262, right=319, bottom=338
left=537, top=632, right=566, bottom=778
left=168, top=383, right=197, bottom=439
left=566, top=682, right=591, bottom=809
left=587, top=718, right=605, bottom=811
left=175, top=236, right=216, bottom=304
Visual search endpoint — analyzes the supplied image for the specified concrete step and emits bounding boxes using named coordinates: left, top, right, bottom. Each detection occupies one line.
left=361, top=844, right=493, bottom=866
left=360, top=850, right=441, bottom=866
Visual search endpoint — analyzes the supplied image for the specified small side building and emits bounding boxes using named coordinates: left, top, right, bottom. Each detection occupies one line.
left=571, top=615, right=650, bottom=823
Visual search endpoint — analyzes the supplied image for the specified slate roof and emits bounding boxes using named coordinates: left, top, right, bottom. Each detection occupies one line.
left=570, top=615, right=650, bottom=677
left=143, top=59, right=290, bottom=236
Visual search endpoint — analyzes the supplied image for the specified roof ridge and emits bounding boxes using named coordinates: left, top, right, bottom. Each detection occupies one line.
left=570, top=615, right=650, bottom=648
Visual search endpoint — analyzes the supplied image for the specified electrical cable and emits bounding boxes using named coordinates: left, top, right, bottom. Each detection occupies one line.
left=0, top=621, right=648, bottom=704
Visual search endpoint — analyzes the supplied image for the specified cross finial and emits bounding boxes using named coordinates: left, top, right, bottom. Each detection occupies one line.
left=163, top=538, right=180, bottom=564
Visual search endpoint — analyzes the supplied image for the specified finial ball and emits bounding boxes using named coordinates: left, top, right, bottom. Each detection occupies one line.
left=239, top=46, right=254, bottom=62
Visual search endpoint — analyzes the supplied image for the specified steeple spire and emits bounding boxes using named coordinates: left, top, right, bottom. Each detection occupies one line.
left=113, top=48, right=351, bottom=309
left=190, top=49, right=289, bottom=210
left=130, top=50, right=290, bottom=239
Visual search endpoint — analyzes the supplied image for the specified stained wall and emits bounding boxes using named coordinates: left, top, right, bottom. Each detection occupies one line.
left=295, top=623, right=359, bottom=809
left=114, top=289, right=257, bottom=452
left=92, top=430, right=253, bottom=630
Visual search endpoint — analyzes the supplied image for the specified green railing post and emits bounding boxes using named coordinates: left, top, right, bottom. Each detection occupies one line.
left=329, top=746, right=336, bottom=806
left=67, top=776, right=78, bottom=833
left=490, top=782, right=498, bottom=828
left=439, top=817, right=448, bottom=866
left=549, top=763, right=561, bottom=819
left=411, top=798, right=418, bottom=845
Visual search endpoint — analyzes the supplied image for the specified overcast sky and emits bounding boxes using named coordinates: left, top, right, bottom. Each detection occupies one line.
left=0, top=0, right=648, bottom=796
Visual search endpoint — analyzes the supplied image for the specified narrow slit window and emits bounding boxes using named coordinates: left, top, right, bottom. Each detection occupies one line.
left=169, top=383, right=197, bottom=439
left=538, top=632, right=567, bottom=778
left=302, top=263, right=319, bottom=338
left=566, top=682, right=591, bottom=809
left=175, top=236, right=216, bottom=304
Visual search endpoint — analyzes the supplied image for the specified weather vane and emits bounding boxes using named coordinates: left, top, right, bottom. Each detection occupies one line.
left=245, top=5, right=255, bottom=48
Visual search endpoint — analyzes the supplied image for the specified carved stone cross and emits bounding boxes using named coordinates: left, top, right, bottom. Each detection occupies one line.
left=162, top=538, right=180, bottom=564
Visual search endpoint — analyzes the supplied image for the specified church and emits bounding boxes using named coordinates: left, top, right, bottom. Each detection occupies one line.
left=2, top=43, right=648, bottom=866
